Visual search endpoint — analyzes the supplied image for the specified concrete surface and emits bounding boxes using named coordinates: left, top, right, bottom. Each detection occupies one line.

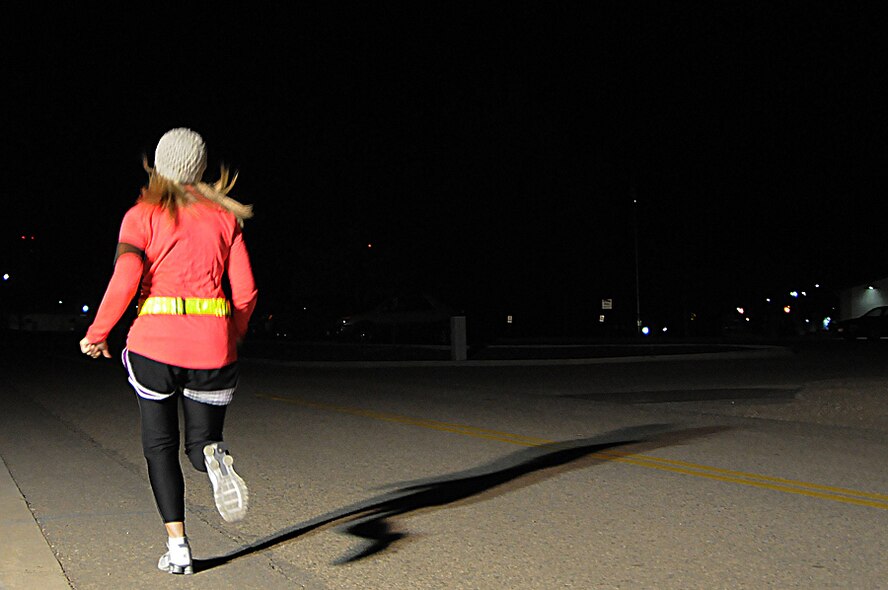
left=1, top=335, right=887, bottom=589
left=0, top=456, right=71, bottom=590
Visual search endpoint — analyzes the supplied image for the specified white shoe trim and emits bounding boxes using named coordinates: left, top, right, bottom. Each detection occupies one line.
left=204, top=443, right=249, bottom=522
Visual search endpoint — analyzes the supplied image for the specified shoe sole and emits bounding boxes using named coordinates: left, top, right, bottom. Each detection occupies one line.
left=158, top=553, right=193, bottom=575
left=204, top=442, right=249, bottom=522
left=162, top=563, right=194, bottom=575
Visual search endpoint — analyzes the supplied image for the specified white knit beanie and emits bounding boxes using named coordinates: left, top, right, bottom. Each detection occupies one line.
left=154, top=128, right=207, bottom=184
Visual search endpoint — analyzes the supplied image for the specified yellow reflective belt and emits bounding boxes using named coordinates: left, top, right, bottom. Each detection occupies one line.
left=137, top=297, right=231, bottom=317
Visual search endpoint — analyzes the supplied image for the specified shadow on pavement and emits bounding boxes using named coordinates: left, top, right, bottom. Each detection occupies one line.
left=193, top=423, right=728, bottom=571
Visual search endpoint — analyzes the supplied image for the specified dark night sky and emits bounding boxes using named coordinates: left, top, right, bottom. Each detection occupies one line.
left=3, top=4, right=887, bottom=335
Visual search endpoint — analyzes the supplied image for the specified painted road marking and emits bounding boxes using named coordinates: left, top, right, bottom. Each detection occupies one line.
left=257, top=393, right=888, bottom=510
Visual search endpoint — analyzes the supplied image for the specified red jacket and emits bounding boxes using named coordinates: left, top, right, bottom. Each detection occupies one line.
left=86, top=194, right=258, bottom=368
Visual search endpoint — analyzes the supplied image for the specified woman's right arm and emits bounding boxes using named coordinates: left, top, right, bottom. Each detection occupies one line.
left=84, top=247, right=143, bottom=345
left=82, top=205, right=148, bottom=353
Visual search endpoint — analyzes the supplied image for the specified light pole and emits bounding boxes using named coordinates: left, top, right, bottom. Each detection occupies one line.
left=632, top=189, right=641, bottom=335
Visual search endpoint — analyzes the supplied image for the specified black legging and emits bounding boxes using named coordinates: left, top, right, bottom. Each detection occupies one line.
left=137, top=394, right=227, bottom=523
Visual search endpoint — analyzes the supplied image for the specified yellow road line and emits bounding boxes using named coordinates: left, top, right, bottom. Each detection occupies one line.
left=609, top=455, right=888, bottom=510
left=257, top=393, right=888, bottom=510
left=597, top=450, right=888, bottom=502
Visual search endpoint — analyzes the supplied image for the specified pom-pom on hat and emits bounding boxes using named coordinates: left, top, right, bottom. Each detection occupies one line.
left=154, top=128, right=207, bottom=184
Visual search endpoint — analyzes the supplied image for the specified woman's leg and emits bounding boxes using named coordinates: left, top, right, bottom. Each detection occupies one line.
left=180, top=362, right=247, bottom=522
left=139, top=395, right=193, bottom=574
left=182, top=396, right=227, bottom=471
left=136, top=393, right=185, bottom=524
left=182, top=394, right=248, bottom=523
left=126, top=351, right=193, bottom=573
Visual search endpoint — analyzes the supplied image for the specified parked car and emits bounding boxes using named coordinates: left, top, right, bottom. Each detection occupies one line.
left=331, top=293, right=457, bottom=344
left=834, top=306, right=888, bottom=340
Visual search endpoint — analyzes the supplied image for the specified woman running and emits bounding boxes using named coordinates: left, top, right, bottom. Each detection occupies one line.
left=80, top=128, right=258, bottom=575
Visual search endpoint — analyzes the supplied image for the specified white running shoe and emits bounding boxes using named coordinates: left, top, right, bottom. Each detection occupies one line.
left=204, top=442, right=249, bottom=522
left=157, top=536, right=193, bottom=575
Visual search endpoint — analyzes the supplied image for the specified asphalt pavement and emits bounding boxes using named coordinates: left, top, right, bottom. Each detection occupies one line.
left=1, top=333, right=887, bottom=589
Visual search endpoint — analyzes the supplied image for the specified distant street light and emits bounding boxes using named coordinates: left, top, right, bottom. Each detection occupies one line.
left=632, top=189, right=641, bottom=335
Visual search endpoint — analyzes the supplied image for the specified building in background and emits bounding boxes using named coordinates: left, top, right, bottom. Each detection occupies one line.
left=839, top=277, right=888, bottom=320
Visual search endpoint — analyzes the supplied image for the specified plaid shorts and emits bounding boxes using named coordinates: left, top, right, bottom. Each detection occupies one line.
left=122, top=348, right=238, bottom=406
